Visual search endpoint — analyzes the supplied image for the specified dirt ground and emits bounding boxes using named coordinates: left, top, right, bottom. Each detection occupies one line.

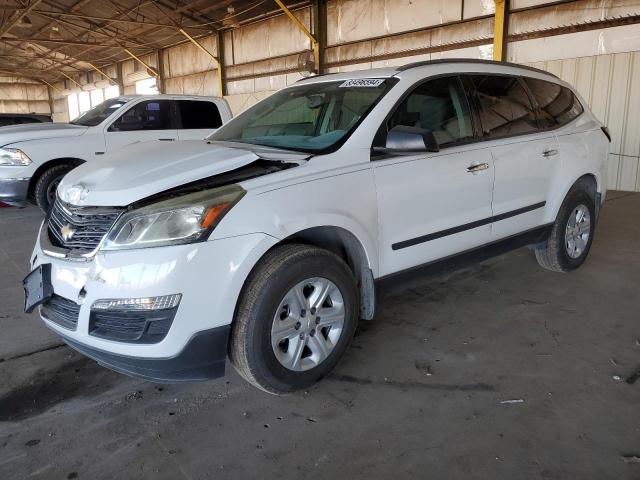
left=1, top=192, right=639, bottom=479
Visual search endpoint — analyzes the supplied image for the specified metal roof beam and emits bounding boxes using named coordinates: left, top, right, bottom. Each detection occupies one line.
left=0, top=0, right=45, bottom=37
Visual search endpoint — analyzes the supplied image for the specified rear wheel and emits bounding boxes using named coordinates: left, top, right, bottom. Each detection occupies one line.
left=535, top=189, right=596, bottom=272
left=229, top=244, right=359, bottom=394
left=33, top=164, right=74, bottom=212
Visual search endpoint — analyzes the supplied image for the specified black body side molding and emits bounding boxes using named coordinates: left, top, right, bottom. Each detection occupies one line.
left=377, top=224, right=553, bottom=297
left=392, top=202, right=546, bottom=250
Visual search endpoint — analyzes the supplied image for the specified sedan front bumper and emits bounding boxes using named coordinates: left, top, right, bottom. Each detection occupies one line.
left=0, top=177, right=29, bottom=207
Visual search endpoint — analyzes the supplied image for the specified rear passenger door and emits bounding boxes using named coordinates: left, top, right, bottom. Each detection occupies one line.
left=373, top=76, right=494, bottom=276
left=105, top=99, right=178, bottom=152
left=176, top=100, right=224, bottom=140
left=467, top=74, right=559, bottom=240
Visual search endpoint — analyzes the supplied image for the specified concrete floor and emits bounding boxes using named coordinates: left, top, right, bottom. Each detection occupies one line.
left=0, top=192, right=639, bottom=480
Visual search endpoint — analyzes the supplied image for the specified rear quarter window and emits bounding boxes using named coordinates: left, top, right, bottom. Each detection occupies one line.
left=524, top=78, right=584, bottom=129
left=470, top=74, right=539, bottom=139
left=178, top=101, right=223, bottom=129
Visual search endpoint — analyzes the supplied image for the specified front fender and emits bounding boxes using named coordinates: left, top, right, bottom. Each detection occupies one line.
left=211, top=167, right=380, bottom=276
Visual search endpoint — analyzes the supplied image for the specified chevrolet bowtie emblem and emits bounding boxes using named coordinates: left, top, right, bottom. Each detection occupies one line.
left=61, top=223, right=76, bottom=242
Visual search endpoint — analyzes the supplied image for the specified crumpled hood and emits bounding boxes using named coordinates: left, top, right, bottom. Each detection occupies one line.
left=59, top=140, right=265, bottom=207
left=0, top=123, right=88, bottom=146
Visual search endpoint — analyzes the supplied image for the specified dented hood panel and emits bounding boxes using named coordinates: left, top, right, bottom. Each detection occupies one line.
left=59, top=140, right=266, bottom=207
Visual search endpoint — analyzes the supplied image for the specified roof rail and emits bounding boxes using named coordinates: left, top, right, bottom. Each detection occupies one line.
left=395, top=58, right=558, bottom=78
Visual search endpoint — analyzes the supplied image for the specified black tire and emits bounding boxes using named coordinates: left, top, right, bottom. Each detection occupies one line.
left=535, top=189, right=596, bottom=272
left=229, top=244, right=359, bottom=394
left=33, top=164, right=74, bottom=212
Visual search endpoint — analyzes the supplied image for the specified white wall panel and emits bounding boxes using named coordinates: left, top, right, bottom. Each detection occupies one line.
left=528, top=51, right=640, bottom=191
left=0, top=77, right=50, bottom=114
left=508, top=24, right=640, bottom=63
left=326, top=0, right=464, bottom=46
left=163, top=36, right=218, bottom=79
left=463, top=0, right=495, bottom=19
left=231, top=8, right=311, bottom=64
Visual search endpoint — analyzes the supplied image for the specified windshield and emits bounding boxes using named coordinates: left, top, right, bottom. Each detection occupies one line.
left=209, top=79, right=393, bottom=153
left=70, top=98, right=129, bottom=127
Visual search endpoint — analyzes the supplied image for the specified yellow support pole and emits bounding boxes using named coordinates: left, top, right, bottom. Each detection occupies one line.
left=178, top=28, right=224, bottom=97
left=274, top=0, right=320, bottom=72
left=41, top=79, right=62, bottom=94
left=60, top=71, right=82, bottom=88
left=88, top=62, right=118, bottom=85
left=124, top=48, right=160, bottom=78
left=493, top=0, right=508, bottom=61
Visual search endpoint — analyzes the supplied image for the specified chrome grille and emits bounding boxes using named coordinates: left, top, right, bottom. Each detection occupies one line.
left=48, top=199, right=123, bottom=254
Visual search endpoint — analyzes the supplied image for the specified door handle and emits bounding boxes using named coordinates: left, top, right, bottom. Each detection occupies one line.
left=542, top=149, right=558, bottom=157
left=159, top=138, right=175, bottom=141
left=467, top=162, right=489, bottom=173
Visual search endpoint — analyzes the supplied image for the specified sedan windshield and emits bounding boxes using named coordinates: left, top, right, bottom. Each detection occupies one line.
left=209, top=79, right=393, bottom=153
left=70, top=98, right=129, bottom=127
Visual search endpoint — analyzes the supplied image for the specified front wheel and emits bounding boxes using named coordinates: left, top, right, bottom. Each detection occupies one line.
left=229, top=244, right=359, bottom=394
left=535, top=189, right=596, bottom=272
left=33, top=164, right=74, bottom=212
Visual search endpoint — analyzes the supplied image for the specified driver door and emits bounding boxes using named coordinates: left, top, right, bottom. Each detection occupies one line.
left=373, top=75, right=494, bottom=276
left=105, top=99, right=178, bottom=152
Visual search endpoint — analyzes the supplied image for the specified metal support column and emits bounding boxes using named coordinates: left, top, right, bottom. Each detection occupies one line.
left=274, top=0, right=320, bottom=73
left=178, top=28, right=224, bottom=97
left=312, top=0, right=326, bottom=73
left=493, top=0, right=509, bottom=61
left=156, top=50, right=166, bottom=93
left=116, top=61, right=125, bottom=95
left=217, top=30, right=226, bottom=96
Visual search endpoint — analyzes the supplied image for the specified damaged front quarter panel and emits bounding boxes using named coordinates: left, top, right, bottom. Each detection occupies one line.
left=132, top=158, right=304, bottom=209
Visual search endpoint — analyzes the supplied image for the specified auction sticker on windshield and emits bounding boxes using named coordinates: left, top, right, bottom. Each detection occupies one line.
left=339, top=79, right=385, bottom=88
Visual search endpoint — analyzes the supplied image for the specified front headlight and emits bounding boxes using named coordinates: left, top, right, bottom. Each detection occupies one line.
left=102, top=184, right=245, bottom=251
left=0, top=147, right=31, bottom=166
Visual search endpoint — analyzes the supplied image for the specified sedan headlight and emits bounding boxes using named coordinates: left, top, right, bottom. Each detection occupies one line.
left=0, top=147, right=31, bottom=166
left=102, top=184, right=245, bottom=250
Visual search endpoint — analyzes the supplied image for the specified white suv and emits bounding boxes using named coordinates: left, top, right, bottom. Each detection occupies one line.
left=24, top=60, right=609, bottom=393
left=0, top=95, right=232, bottom=211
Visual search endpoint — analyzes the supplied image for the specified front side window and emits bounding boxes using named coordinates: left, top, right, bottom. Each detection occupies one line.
left=71, top=98, right=128, bottom=127
left=178, top=101, right=223, bottom=129
left=524, top=78, right=584, bottom=129
left=210, top=79, right=392, bottom=153
left=109, top=100, right=173, bottom=131
left=470, top=75, right=538, bottom=138
left=385, top=76, right=473, bottom=147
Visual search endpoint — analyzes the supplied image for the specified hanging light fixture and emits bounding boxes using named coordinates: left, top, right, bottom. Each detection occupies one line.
left=49, top=25, right=62, bottom=40
left=17, top=16, right=33, bottom=28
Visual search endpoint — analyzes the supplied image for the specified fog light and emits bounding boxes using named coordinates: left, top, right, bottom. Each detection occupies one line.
left=91, top=294, right=181, bottom=311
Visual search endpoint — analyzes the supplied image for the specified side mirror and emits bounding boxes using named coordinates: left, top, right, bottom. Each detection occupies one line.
left=375, top=125, right=439, bottom=155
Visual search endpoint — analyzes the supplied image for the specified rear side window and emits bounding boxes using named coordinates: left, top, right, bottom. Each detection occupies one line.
left=386, top=76, right=474, bottom=147
left=470, top=75, right=538, bottom=138
left=524, top=78, right=584, bottom=129
left=0, top=117, right=14, bottom=127
left=178, top=100, right=223, bottom=129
